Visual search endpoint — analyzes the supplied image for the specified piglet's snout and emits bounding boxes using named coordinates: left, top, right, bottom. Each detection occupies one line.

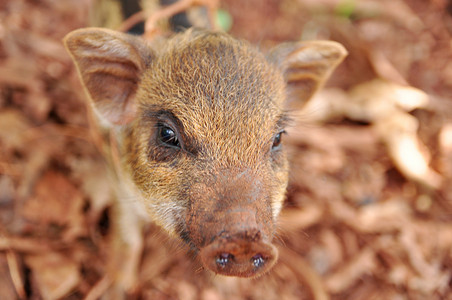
left=199, top=227, right=278, bottom=278
left=188, top=170, right=277, bottom=277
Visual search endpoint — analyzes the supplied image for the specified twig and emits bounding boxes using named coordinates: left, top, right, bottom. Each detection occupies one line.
left=0, top=236, right=51, bottom=253
left=278, top=246, right=329, bottom=300
left=118, top=0, right=220, bottom=40
left=6, top=251, right=26, bottom=299
left=0, top=161, right=21, bottom=177
left=84, top=275, right=112, bottom=300
left=117, top=11, right=145, bottom=33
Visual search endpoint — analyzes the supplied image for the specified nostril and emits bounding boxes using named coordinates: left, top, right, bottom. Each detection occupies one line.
left=216, top=253, right=234, bottom=268
left=200, top=238, right=278, bottom=277
left=251, top=254, right=265, bottom=268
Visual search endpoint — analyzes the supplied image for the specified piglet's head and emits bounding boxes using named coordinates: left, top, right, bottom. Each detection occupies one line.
left=64, top=28, right=346, bottom=277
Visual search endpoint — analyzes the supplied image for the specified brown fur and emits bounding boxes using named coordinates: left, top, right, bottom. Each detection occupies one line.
left=64, top=27, right=346, bottom=291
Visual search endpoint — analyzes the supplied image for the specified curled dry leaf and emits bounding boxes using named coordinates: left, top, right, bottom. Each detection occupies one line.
left=324, top=247, right=377, bottom=294
left=350, top=81, right=441, bottom=188
left=329, top=197, right=412, bottom=233
left=279, top=204, right=324, bottom=231
left=278, top=246, right=329, bottom=300
left=310, top=230, right=344, bottom=275
left=439, top=123, right=452, bottom=153
left=344, top=79, right=429, bottom=122
left=25, top=252, right=80, bottom=300
left=0, top=110, right=32, bottom=155
left=299, top=78, right=441, bottom=189
left=375, top=111, right=442, bottom=189
left=438, top=123, right=452, bottom=177
left=0, top=254, right=18, bottom=300
left=1, top=0, right=452, bottom=298
left=399, top=231, right=449, bottom=294
left=22, top=171, right=86, bottom=241
left=0, top=110, right=53, bottom=204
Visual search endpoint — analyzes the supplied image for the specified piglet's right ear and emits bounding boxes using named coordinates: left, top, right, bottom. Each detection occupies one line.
left=268, top=40, right=347, bottom=108
left=64, top=28, right=153, bottom=125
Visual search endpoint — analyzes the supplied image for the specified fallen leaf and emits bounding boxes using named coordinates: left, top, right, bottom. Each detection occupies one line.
left=324, top=247, right=376, bottom=293
left=0, top=253, right=19, bottom=300
left=25, top=252, right=80, bottom=300
left=22, top=171, right=86, bottom=241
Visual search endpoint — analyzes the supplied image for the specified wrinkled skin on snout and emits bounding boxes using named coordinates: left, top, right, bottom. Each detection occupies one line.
left=189, top=169, right=281, bottom=277
left=63, top=28, right=346, bottom=278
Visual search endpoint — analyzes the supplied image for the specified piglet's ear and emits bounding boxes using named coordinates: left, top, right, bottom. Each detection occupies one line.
left=268, top=40, right=347, bottom=107
left=64, top=28, right=153, bottom=125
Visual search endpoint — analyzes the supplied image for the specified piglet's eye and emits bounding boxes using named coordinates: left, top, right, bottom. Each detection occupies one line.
left=158, top=125, right=180, bottom=148
left=272, top=131, right=285, bottom=150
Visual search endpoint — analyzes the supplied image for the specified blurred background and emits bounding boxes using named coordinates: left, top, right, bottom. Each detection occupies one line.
left=0, top=0, right=451, bottom=299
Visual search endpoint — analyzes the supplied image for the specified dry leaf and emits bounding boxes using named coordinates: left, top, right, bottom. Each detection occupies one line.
left=1, top=0, right=452, bottom=298
left=0, top=254, right=19, bottom=300
left=375, top=112, right=443, bottom=188
left=324, top=247, right=376, bottom=293
left=22, top=171, right=86, bottom=240
left=25, top=252, right=80, bottom=300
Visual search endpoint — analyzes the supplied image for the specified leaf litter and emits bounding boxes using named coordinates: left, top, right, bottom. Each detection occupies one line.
left=0, top=0, right=451, bottom=299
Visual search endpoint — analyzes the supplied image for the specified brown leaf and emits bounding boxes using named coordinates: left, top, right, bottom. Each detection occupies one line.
left=22, top=171, right=85, bottom=240
left=324, top=247, right=377, bottom=293
left=25, top=252, right=80, bottom=300
left=0, top=254, right=19, bottom=300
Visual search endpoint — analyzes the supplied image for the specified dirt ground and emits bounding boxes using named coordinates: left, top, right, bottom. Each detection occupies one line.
left=0, top=0, right=451, bottom=299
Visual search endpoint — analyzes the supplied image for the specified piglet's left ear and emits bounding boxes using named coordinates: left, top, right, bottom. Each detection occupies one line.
left=64, top=28, right=154, bottom=126
left=268, top=40, right=347, bottom=106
